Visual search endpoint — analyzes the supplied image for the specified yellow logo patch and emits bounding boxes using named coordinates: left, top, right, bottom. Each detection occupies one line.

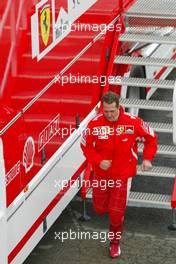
left=40, top=5, right=50, bottom=46
left=118, top=126, right=125, bottom=133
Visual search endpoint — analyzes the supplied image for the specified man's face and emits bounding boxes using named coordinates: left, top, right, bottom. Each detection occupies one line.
left=103, top=102, right=119, bottom=122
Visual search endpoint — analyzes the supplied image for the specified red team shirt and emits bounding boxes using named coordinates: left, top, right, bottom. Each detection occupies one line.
left=81, top=106, right=157, bottom=180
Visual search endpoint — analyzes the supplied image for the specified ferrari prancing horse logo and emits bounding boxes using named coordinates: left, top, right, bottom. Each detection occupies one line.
left=40, top=5, right=51, bottom=46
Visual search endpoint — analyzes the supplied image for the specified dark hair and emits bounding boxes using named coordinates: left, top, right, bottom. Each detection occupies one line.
left=101, top=91, right=119, bottom=108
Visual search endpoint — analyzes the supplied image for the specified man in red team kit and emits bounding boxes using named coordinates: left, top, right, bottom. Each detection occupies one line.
left=80, top=91, right=157, bottom=258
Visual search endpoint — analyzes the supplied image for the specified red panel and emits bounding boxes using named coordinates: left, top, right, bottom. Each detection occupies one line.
left=171, top=177, right=176, bottom=208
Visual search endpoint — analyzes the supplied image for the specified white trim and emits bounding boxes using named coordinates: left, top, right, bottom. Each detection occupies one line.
left=127, top=178, right=132, bottom=200
left=51, top=0, right=56, bottom=42
left=92, top=113, right=103, bottom=121
left=131, top=147, right=138, bottom=160
left=0, top=138, right=8, bottom=264
left=35, top=0, right=48, bottom=11
left=31, top=13, right=39, bottom=58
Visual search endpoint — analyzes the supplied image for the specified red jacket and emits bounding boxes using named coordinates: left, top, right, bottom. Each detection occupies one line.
left=80, top=106, right=157, bottom=180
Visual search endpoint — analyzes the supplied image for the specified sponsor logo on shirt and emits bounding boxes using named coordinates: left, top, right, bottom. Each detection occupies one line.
left=116, top=125, right=134, bottom=135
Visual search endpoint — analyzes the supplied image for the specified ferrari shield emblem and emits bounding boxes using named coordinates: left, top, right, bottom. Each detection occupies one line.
left=116, top=125, right=125, bottom=135
left=119, top=126, right=125, bottom=133
left=40, top=5, right=50, bottom=46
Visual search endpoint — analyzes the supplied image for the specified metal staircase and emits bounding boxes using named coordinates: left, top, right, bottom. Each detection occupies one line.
left=110, top=77, right=175, bottom=89
left=87, top=0, right=176, bottom=218
left=119, top=33, right=176, bottom=45
left=115, top=0, right=176, bottom=212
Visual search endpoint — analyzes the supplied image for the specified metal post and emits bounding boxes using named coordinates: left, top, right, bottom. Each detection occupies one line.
left=41, top=147, right=46, bottom=164
left=76, top=113, right=80, bottom=129
left=169, top=80, right=176, bottom=230
left=168, top=208, right=176, bottom=230
left=79, top=199, right=91, bottom=221
left=0, top=139, right=8, bottom=264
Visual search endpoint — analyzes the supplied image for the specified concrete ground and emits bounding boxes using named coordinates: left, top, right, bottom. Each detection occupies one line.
left=24, top=198, right=176, bottom=264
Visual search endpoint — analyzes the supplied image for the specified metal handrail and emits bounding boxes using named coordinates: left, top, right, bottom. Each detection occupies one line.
left=0, top=0, right=26, bottom=36
left=0, top=0, right=11, bottom=37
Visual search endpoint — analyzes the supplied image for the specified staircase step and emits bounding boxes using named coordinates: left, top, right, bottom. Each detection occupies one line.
left=110, top=76, right=175, bottom=89
left=125, top=0, right=176, bottom=18
left=86, top=189, right=171, bottom=209
left=119, top=33, right=176, bottom=45
left=120, top=98, right=172, bottom=111
left=125, top=16, right=176, bottom=28
left=126, top=26, right=174, bottom=36
left=137, top=165, right=176, bottom=178
left=138, top=144, right=176, bottom=156
left=126, top=27, right=162, bottom=34
left=147, top=122, right=173, bottom=133
left=124, top=0, right=176, bottom=27
left=128, top=192, right=171, bottom=209
left=114, top=55, right=176, bottom=67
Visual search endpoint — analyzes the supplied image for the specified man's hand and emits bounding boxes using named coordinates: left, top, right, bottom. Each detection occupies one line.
left=141, top=160, right=152, bottom=172
left=99, top=160, right=112, bottom=170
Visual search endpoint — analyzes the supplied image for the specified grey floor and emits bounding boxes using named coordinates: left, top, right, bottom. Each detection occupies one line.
left=24, top=199, right=176, bottom=264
